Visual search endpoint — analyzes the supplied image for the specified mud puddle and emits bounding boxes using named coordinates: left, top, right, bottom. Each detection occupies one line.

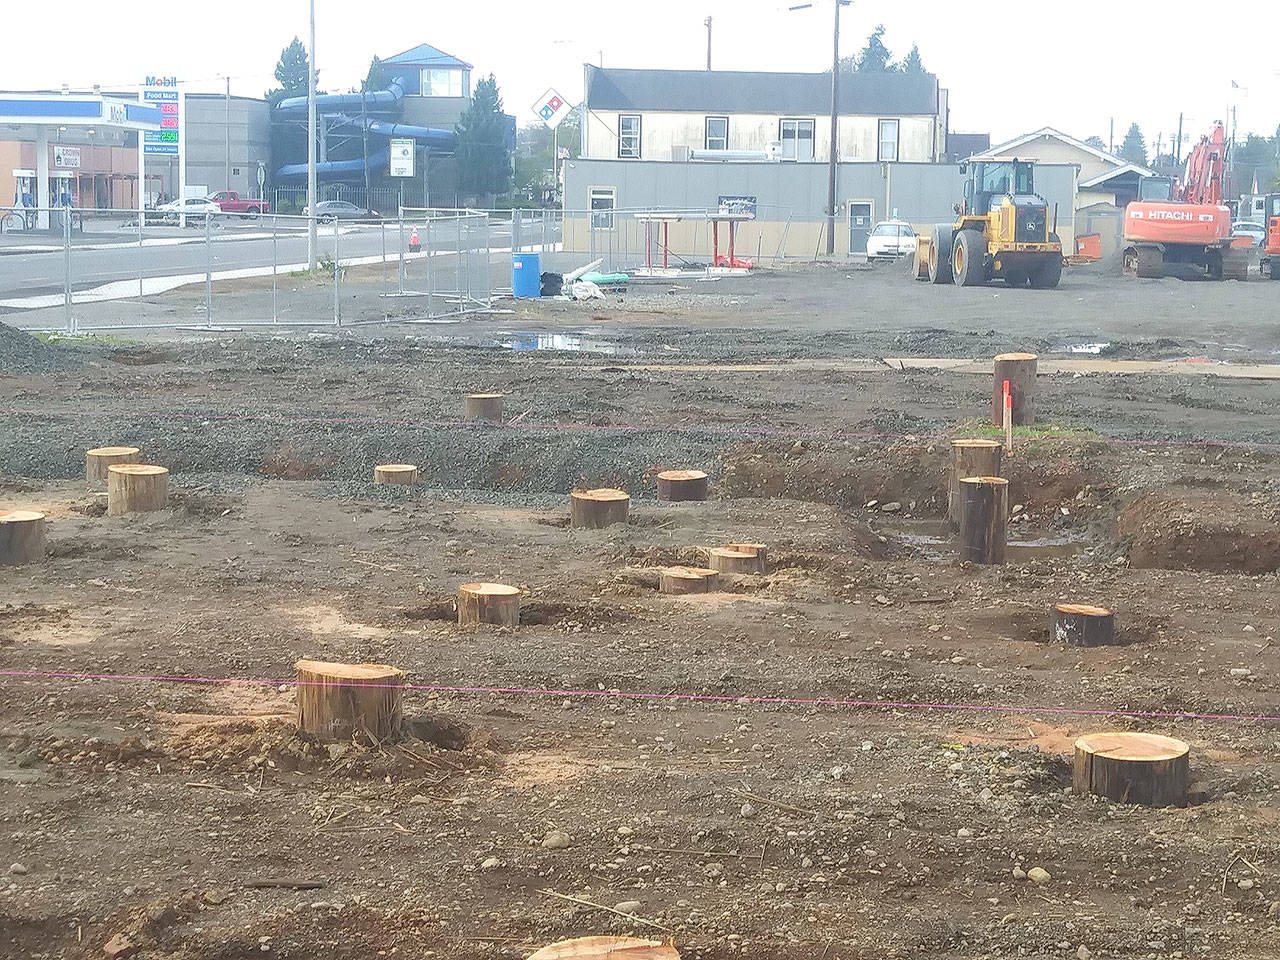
left=502, top=331, right=640, bottom=356
left=885, top=519, right=1089, bottom=562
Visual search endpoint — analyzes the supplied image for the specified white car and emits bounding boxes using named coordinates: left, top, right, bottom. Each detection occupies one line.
left=1231, top=221, right=1267, bottom=248
left=866, top=219, right=917, bottom=260
left=155, top=197, right=222, bottom=224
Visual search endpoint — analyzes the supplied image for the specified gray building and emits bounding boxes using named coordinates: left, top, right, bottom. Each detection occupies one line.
left=181, top=94, right=271, bottom=198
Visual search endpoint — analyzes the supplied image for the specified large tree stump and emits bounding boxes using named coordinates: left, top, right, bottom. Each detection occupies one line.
left=1052, top=603, right=1116, bottom=647
left=0, top=510, right=46, bottom=566
left=107, top=464, right=169, bottom=516
left=528, top=937, right=680, bottom=960
left=992, top=352, right=1038, bottom=427
left=295, top=659, right=404, bottom=744
left=728, top=542, right=769, bottom=565
left=465, top=393, right=504, bottom=423
left=570, top=488, right=630, bottom=529
left=948, top=438, right=1003, bottom=528
left=86, top=446, right=140, bottom=486
left=457, top=582, right=521, bottom=627
left=374, top=463, right=418, bottom=485
left=958, top=476, right=1008, bottom=564
left=1073, top=732, right=1189, bottom=807
left=660, top=566, right=719, bottom=594
left=709, top=545, right=766, bottom=575
left=656, top=469, right=709, bottom=502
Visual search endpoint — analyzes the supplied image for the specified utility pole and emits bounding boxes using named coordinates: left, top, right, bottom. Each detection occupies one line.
left=224, top=76, right=231, bottom=192
left=825, top=0, right=842, bottom=256
left=1108, top=117, right=1114, bottom=155
left=1175, top=112, right=1183, bottom=167
left=307, top=0, right=318, bottom=272
left=360, top=83, right=371, bottom=208
left=705, top=17, right=712, bottom=70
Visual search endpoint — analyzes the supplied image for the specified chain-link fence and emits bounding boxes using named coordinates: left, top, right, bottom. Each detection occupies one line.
left=0, top=206, right=505, bottom=333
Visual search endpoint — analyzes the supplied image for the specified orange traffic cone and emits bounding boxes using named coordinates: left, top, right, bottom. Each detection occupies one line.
left=409, top=226, right=421, bottom=253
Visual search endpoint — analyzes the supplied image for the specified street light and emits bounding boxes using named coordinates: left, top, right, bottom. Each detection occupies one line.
left=789, top=0, right=850, bottom=256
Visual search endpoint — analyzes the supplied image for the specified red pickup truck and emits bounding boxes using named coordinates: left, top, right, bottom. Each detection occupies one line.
left=207, top=191, right=270, bottom=217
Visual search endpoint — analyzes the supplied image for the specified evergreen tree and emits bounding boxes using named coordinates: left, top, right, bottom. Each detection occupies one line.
left=364, top=56, right=391, bottom=94
left=897, top=44, right=925, bottom=75
left=855, top=24, right=893, bottom=72
left=1083, top=135, right=1107, bottom=152
left=455, top=75, right=512, bottom=200
left=1119, top=123, right=1148, bottom=165
left=267, top=37, right=309, bottom=103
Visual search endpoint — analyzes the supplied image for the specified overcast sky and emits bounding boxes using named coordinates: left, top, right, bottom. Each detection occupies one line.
left=11, top=1, right=1280, bottom=150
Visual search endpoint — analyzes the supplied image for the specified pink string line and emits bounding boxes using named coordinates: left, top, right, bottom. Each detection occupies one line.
left=2, top=668, right=1277, bottom=725
left=2, top=405, right=1279, bottom=452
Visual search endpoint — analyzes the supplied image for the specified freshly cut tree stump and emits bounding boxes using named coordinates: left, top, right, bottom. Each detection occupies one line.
left=958, top=476, right=1008, bottom=564
left=465, top=393, right=504, bottom=423
left=374, top=463, right=418, bottom=485
left=1073, top=732, right=1189, bottom=807
left=656, top=469, right=709, bottom=502
left=992, top=352, right=1038, bottom=427
left=528, top=936, right=680, bottom=960
left=728, top=542, right=769, bottom=565
left=570, top=488, right=630, bottom=529
left=948, top=438, right=1003, bottom=528
left=295, top=659, right=404, bottom=744
left=708, top=545, right=766, bottom=575
left=0, top=510, right=46, bottom=566
left=659, top=566, right=719, bottom=594
left=107, top=464, right=169, bottom=516
left=1052, top=602, right=1116, bottom=647
left=457, top=582, right=521, bottom=627
left=85, top=446, right=140, bottom=486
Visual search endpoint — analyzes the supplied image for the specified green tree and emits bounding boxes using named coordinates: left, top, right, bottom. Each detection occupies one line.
left=266, top=37, right=309, bottom=104
left=364, top=56, right=392, bottom=94
left=896, top=43, right=926, bottom=75
left=1083, top=135, right=1108, bottom=152
left=512, top=107, right=581, bottom=203
left=1118, top=123, right=1148, bottom=165
left=855, top=24, right=893, bottom=73
left=455, top=75, right=512, bottom=201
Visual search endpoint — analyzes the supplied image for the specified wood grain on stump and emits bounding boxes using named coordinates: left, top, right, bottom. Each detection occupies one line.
left=728, top=542, right=768, bottom=565
left=992, top=352, right=1038, bottom=427
left=1073, top=731, right=1189, bottom=807
left=86, top=446, right=140, bottom=486
left=0, top=510, right=46, bottom=566
left=295, top=659, right=404, bottom=744
left=570, top=488, right=630, bottom=529
left=708, top=546, right=766, bottom=575
left=659, top=566, right=719, bottom=594
left=107, top=464, right=169, bottom=516
left=527, top=936, right=680, bottom=960
left=374, top=463, right=418, bottom=485
left=457, top=582, right=521, bottom=627
left=958, top=476, right=1008, bottom=564
left=465, top=393, right=504, bottom=423
left=1052, top=602, right=1115, bottom=647
left=656, top=469, right=709, bottom=502
left=948, top=438, right=1003, bottom=528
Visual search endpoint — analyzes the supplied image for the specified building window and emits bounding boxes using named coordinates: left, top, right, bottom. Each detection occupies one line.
left=618, top=115, right=641, bottom=159
left=422, top=68, right=464, bottom=98
left=590, top=186, right=616, bottom=229
left=878, top=119, right=900, bottom=162
left=705, top=116, right=728, bottom=151
left=779, top=119, right=815, bottom=161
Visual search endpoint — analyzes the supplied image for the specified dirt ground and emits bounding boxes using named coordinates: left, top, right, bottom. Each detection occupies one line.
left=2, top=262, right=1280, bottom=960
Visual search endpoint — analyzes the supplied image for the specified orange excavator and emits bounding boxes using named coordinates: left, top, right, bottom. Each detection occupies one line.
left=1122, top=122, right=1253, bottom=280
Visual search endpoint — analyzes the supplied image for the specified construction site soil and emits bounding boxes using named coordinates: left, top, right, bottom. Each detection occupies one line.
left=2, top=263, right=1280, bottom=960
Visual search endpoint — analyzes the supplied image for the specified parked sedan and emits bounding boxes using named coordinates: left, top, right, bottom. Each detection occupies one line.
left=866, top=219, right=917, bottom=260
left=304, top=200, right=380, bottom=223
left=1231, top=221, right=1267, bottom=247
left=155, top=197, right=223, bottom=224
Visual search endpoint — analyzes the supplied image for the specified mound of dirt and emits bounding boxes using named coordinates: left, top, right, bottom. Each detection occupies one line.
left=0, top=321, right=74, bottom=374
left=1117, top=490, right=1280, bottom=573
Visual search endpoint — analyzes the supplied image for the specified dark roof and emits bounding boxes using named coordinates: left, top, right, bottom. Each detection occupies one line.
left=384, top=44, right=471, bottom=69
left=584, top=65, right=938, bottom=116
left=947, top=132, right=990, bottom=154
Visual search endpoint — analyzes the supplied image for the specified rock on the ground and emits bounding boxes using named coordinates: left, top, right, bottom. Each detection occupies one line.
left=541, top=829, right=572, bottom=850
left=8, top=862, right=28, bottom=875
left=615, top=900, right=643, bottom=915
left=1027, top=866, right=1052, bottom=884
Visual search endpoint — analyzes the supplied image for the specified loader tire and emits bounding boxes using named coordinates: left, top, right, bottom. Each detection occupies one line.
left=928, top=225, right=954, bottom=284
left=952, top=230, right=986, bottom=286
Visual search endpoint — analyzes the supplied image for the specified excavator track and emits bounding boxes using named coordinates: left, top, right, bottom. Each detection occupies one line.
left=1221, top=247, right=1259, bottom=282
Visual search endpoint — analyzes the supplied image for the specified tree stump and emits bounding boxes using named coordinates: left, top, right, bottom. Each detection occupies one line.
left=958, top=476, right=1008, bottom=564
left=457, top=582, right=521, bottom=627
left=1051, top=603, right=1116, bottom=646
left=1073, top=732, right=1189, bottom=807
left=992, top=352, right=1038, bottom=427
left=728, top=542, right=769, bottom=565
left=0, top=510, right=46, bottom=566
left=709, top=545, right=766, bottom=575
left=465, top=393, right=504, bottom=423
left=107, top=464, right=169, bottom=516
left=528, top=937, right=680, bottom=960
left=659, top=566, right=719, bottom=594
left=656, top=469, right=709, bottom=502
left=948, top=438, right=1003, bottom=528
left=295, top=659, right=404, bottom=745
left=374, top=463, right=418, bottom=485
left=570, top=488, right=630, bottom=529
left=85, top=446, right=140, bottom=486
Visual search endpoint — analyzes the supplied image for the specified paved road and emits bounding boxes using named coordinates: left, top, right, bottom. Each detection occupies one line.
left=0, top=220, right=523, bottom=300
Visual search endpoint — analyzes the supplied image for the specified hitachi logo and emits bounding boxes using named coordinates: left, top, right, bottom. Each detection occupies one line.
left=1130, top=209, right=1195, bottom=222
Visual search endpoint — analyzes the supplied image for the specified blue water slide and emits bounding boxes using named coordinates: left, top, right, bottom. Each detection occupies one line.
left=275, top=78, right=405, bottom=115
left=275, top=147, right=390, bottom=180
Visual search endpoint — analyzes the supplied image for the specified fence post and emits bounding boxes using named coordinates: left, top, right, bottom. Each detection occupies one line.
left=271, top=214, right=278, bottom=323
left=397, top=207, right=405, bottom=295
left=333, top=217, right=341, bottom=326
left=63, top=206, right=73, bottom=334
left=455, top=215, right=464, bottom=315
left=204, top=213, right=213, bottom=328
left=425, top=217, right=434, bottom=313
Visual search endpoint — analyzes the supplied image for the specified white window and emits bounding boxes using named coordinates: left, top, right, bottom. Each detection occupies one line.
left=779, top=119, right=815, bottom=161
left=618, top=115, right=641, bottom=159
left=878, top=119, right=900, bottom=162
left=589, top=187, right=616, bottom=229
left=422, top=69, right=463, bottom=98
left=705, top=116, right=728, bottom=151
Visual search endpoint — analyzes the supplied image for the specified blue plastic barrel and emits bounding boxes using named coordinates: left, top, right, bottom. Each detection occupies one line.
left=511, top=252, right=541, bottom=298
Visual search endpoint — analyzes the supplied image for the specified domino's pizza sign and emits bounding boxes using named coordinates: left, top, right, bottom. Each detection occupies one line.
left=532, top=88, right=572, bottom=129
